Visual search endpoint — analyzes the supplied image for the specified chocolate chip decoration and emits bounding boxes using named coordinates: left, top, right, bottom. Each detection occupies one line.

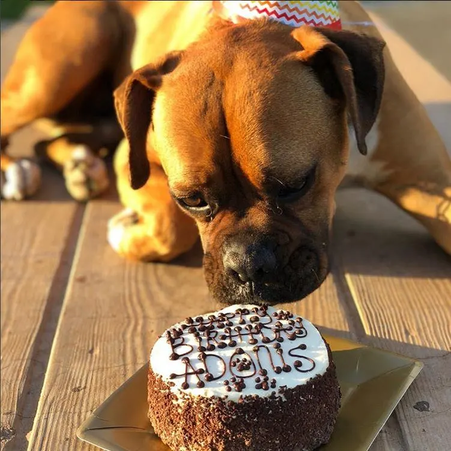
left=148, top=304, right=340, bottom=451
left=159, top=305, right=320, bottom=393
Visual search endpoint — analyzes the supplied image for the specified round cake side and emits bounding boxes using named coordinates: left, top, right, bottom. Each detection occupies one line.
left=147, top=305, right=341, bottom=451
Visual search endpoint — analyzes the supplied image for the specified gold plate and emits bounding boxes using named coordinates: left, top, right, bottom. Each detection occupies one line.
left=77, top=334, right=423, bottom=451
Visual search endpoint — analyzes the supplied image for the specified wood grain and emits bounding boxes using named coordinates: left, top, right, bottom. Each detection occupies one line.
left=337, top=8, right=451, bottom=449
left=335, top=189, right=451, bottom=355
left=296, top=263, right=407, bottom=450
left=335, top=188, right=451, bottom=451
left=288, top=270, right=358, bottom=340
left=27, top=201, right=212, bottom=450
left=369, top=415, right=408, bottom=451
left=1, top=202, right=81, bottom=450
left=1, top=7, right=81, bottom=450
left=398, top=353, right=451, bottom=451
left=4, top=3, right=449, bottom=451
left=27, top=199, right=364, bottom=450
left=365, top=6, right=451, bottom=151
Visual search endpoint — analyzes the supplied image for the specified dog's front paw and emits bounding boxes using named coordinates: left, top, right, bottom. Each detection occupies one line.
left=107, top=208, right=139, bottom=254
left=63, top=146, right=109, bottom=202
left=1, top=159, right=41, bottom=200
left=107, top=207, right=198, bottom=262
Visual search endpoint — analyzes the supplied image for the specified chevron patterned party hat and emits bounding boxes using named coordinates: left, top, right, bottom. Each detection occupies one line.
left=213, top=1, right=342, bottom=30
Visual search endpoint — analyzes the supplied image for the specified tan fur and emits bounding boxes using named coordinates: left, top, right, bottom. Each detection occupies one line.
left=1, top=1, right=450, bottom=302
left=0, top=153, right=14, bottom=172
left=112, top=9, right=388, bottom=304
left=113, top=138, right=199, bottom=262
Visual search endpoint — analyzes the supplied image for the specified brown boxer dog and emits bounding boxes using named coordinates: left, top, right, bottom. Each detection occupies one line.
left=1, top=2, right=450, bottom=305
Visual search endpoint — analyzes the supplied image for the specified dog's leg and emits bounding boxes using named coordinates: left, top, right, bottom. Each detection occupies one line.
left=1, top=1, right=120, bottom=200
left=374, top=142, right=451, bottom=255
left=108, top=139, right=199, bottom=262
left=34, top=119, right=122, bottom=201
left=0, top=148, right=41, bottom=201
left=349, top=55, right=451, bottom=254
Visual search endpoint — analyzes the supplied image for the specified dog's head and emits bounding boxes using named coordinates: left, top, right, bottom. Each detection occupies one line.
left=114, top=21, right=385, bottom=305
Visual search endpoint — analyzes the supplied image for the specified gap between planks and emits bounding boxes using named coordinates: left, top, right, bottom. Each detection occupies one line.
left=1, top=203, right=86, bottom=451
left=26, top=200, right=213, bottom=450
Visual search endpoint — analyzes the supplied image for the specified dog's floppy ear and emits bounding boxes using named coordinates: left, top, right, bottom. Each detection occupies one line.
left=292, top=27, right=385, bottom=155
left=114, top=51, right=182, bottom=189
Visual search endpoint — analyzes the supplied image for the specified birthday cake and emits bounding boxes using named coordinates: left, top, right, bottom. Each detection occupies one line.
left=148, top=305, right=340, bottom=450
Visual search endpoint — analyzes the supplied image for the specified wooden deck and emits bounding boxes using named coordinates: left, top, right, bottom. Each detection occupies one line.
left=1, top=3, right=450, bottom=450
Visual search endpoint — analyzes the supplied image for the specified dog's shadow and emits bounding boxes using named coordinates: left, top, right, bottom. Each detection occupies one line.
left=171, top=241, right=204, bottom=268
left=332, top=188, right=450, bottom=279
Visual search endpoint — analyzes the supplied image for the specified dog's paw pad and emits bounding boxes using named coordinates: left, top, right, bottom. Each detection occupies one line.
left=107, top=208, right=139, bottom=252
left=1, top=159, right=41, bottom=200
left=63, top=146, right=109, bottom=201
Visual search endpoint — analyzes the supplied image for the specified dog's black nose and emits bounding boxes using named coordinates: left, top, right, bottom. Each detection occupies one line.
left=222, top=239, right=277, bottom=283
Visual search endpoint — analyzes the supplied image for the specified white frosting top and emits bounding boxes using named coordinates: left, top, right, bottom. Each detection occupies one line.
left=150, top=304, right=329, bottom=402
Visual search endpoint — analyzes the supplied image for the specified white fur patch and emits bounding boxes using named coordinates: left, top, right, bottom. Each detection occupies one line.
left=71, top=145, right=92, bottom=162
left=1, top=159, right=41, bottom=200
left=107, top=208, right=138, bottom=253
left=344, top=118, right=391, bottom=186
left=63, top=146, right=109, bottom=201
left=107, top=220, right=126, bottom=253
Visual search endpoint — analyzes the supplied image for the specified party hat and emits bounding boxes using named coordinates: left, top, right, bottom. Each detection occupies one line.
left=213, top=1, right=342, bottom=30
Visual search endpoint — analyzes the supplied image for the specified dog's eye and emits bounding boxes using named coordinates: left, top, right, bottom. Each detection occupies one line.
left=277, top=167, right=316, bottom=202
left=278, top=184, right=305, bottom=200
left=177, top=194, right=217, bottom=221
left=180, top=195, right=208, bottom=209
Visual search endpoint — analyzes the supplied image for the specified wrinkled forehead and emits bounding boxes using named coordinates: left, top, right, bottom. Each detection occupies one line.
left=222, top=56, right=343, bottom=183
left=152, top=60, right=228, bottom=190
left=152, top=44, right=342, bottom=190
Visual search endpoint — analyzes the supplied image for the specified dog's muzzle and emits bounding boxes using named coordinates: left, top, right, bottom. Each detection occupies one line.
left=222, top=237, right=277, bottom=284
left=207, top=232, right=326, bottom=305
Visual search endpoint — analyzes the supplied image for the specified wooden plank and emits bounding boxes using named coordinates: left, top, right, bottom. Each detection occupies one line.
left=396, top=354, right=451, bottom=451
left=365, top=6, right=451, bottom=152
left=1, top=7, right=82, bottom=451
left=28, top=199, right=356, bottom=450
left=27, top=201, right=210, bottom=450
left=335, top=188, right=451, bottom=451
left=362, top=1, right=451, bottom=81
left=21, top=3, right=449, bottom=450
left=335, top=188, right=451, bottom=355
left=289, top=261, right=407, bottom=451
left=338, top=6, right=451, bottom=450
left=1, top=202, right=82, bottom=450
left=289, top=270, right=359, bottom=341
left=369, top=416, right=407, bottom=451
